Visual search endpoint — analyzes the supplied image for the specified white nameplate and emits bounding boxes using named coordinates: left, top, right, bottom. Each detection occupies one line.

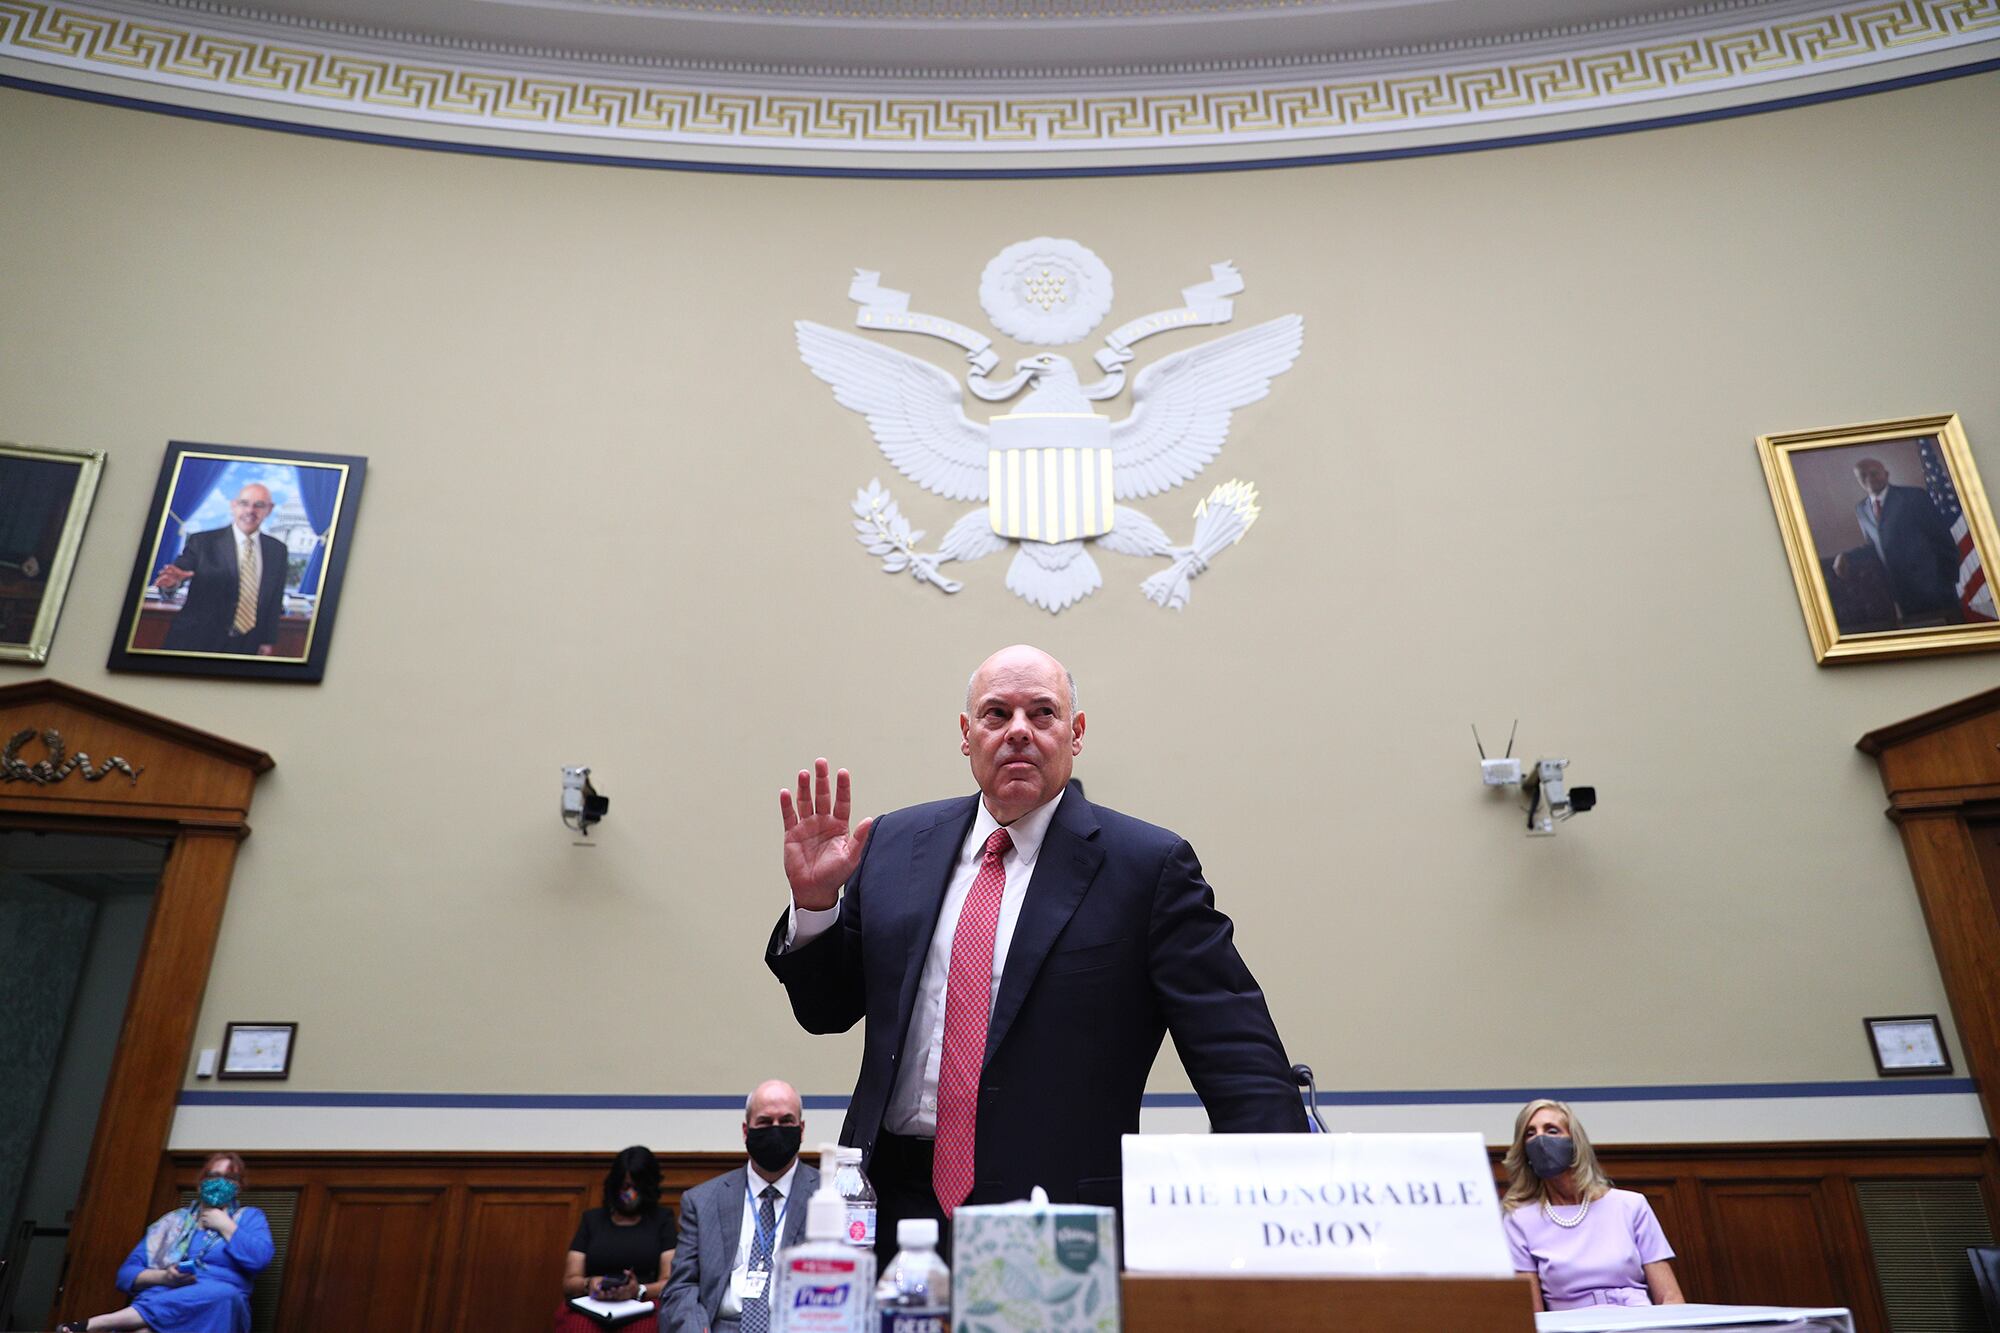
left=1121, top=1132, right=1515, bottom=1275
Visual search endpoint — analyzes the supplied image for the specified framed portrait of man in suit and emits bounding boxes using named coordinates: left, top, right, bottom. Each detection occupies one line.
left=1758, top=413, right=2000, bottom=664
left=0, top=442, right=104, bottom=665
left=108, top=442, right=367, bottom=682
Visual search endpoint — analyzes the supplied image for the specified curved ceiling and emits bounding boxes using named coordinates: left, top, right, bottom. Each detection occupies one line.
left=229, top=0, right=1700, bottom=74
left=3, top=0, right=1995, bottom=166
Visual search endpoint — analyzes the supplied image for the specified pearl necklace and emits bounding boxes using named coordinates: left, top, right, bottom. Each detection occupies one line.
left=1542, top=1196, right=1590, bottom=1228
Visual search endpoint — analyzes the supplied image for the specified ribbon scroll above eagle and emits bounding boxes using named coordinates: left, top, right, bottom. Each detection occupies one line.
left=796, top=240, right=1304, bottom=612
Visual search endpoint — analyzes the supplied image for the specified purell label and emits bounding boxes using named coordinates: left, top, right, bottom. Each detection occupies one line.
left=880, top=1307, right=949, bottom=1333
left=844, top=1204, right=877, bottom=1246
left=791, top=1285, right=851, bottom=1309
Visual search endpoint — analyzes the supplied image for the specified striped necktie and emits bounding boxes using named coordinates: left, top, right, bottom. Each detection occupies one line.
left=232, top=534, right=260, bottom=635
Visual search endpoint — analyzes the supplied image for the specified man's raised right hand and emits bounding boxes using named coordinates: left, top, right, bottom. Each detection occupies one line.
left=779, top=758, right=873, bottom=912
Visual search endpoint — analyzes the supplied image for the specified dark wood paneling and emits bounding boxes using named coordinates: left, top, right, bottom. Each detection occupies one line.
left=295, top=1186, right=448, bottom=1333
left=445, top=1186, right=592, bottom=1333
left=1972, top=816, right=2000, bottom=956
left=1122, top=1273, right=1536, bottom=1332
left=1702, top=1182, right=1850, bottom=1309
left=135, top=1140, right=2000, bottom=1333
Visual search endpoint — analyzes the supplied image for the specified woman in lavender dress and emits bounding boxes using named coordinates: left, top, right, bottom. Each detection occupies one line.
left=59, top=1151, right=273, bottom=1333
left=1501, top=1099, right=1686, bottom=1312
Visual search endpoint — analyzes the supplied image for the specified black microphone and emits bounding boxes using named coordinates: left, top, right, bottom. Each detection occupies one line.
left=1293, top=1063, right=1327, bottom=1134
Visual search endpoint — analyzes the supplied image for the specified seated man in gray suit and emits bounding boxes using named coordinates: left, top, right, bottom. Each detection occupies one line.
left=661, top=1080, right=818, bottom=1333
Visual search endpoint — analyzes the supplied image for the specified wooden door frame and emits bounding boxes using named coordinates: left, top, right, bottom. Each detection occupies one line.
left=0, top=678, right=273, bottom=1323
left=1857, top=684, right=2000, bottom=1145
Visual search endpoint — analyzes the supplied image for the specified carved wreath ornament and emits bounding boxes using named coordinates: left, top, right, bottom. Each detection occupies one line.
left=0, top=727, right=143, bottom=785
left=799, top=237, right=1303, bottom=614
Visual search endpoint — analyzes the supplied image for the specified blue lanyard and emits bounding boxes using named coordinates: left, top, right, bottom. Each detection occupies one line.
left=185, top=1208, right=233, bottom=1268
left=745, top=1181, right=787, bottom=1268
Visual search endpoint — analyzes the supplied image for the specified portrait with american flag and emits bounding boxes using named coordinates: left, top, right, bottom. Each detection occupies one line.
left=1758, top=413, right=2000, bottom=664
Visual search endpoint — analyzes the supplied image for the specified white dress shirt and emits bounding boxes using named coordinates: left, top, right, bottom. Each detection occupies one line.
left=719, top=1159, right=799, bottom=1318
left=787, top=788, right=1066, bottom=1136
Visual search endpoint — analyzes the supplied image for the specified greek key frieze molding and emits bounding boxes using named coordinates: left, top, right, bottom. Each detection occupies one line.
left=2, top=0, right=1996, bottom=154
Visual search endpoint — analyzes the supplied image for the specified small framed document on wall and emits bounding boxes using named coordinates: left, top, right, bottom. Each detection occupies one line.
left=1865, top=1015, right=1951, bottom=1076
left=219, top=1022, right=296, bottom=1080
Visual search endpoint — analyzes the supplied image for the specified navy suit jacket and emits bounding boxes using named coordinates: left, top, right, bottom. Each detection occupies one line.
left=1855, top=484, right=1960, bottom=616
left=160, top=525, right=288, bottom=651
left=767, top=782, right=1305, bottom=1209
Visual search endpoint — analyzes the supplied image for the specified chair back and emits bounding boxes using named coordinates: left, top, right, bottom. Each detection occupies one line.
left=0, top=1215, right=35, bottom=1329
left=1970, top=1245, right=2000, bottom=1333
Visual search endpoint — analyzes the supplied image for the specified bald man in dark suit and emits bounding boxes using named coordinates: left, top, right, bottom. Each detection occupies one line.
left=768, top=644, right=1305, bottom=1261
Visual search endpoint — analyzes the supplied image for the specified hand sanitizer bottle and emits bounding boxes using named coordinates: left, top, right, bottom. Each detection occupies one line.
left=773, top=1145, right=877, bottom=1333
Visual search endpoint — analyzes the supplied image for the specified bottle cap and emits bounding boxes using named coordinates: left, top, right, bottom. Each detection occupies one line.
left=896, top=1218, right=939, bottom=1248
left=805, top=1143, right=847, bottom=1241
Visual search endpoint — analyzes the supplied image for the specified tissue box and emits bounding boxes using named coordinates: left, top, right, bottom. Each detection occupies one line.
left=951, top=1195, right=1120, bottom=1333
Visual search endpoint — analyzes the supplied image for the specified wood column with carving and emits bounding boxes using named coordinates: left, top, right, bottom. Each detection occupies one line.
left=0, top=679, right=273, bottom=1324
left=1857, top=685, right=2000, bottom=1143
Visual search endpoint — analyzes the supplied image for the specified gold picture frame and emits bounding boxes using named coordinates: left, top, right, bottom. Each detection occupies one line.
left=0, top=442, right=106, bottom=665
left=1757, top=413, right=2000, bottom=664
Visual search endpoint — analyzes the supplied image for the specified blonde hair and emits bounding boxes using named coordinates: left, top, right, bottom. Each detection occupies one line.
left=1500, top=1099, right=1610, bottom=1211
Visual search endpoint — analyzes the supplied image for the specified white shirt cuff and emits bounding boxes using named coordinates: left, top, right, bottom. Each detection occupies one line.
left=783, top=896, right=842, bottom=951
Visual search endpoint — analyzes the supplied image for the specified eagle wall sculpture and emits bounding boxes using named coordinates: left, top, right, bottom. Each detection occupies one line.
left=797, top=238, right=1304, bottom=613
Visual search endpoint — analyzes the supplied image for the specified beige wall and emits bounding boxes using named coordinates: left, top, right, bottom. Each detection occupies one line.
left=3, top=73, right=1997, bottom=1117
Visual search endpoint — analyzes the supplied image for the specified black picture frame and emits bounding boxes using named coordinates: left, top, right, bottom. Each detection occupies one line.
left=218, top=1021, right=297, bottom=1080
left=107, top=442, right=366, bottom=682
left=1864, top=1014, right=1953, bottom=1077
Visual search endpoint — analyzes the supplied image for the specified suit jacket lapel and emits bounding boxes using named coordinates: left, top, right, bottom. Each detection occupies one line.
left=986, top=783, right=1103, bottom=1064
left=717, top=1166, right=748, bottom=1274
left=781, top=1165, right=818, bottom=1246
left=890, top=797, right=979, bottom=1055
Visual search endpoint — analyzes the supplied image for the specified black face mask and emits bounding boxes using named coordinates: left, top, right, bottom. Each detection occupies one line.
left=745, top=1124, right=803, bottom=1172
left=1525, top=1134, right=1576, bottom=1180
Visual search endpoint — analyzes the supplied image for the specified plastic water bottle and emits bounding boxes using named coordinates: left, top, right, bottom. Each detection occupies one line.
left=832, top=1146, right=877, bottom=1251
left=874, top=1218, right=950, bottom=1333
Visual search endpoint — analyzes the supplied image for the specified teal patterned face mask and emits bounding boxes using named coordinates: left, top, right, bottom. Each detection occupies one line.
left=198, top=1175, right=239, bottom=1209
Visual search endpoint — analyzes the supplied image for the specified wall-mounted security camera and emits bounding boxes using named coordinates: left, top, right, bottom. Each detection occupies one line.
left=1520, top=757, right=1596, bottom=836
left=561, top=765, right=609, bottom=837
left=1474, top=723, right=1596, bottom=836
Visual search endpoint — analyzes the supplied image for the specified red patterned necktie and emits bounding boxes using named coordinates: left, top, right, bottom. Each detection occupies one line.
left=932, top=826, right=1012, bottom=1216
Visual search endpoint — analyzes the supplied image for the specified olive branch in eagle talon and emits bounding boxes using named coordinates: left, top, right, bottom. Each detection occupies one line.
left=851, top=480, right=962, bottom=593
left=847, top=477, right=1261, bottom=611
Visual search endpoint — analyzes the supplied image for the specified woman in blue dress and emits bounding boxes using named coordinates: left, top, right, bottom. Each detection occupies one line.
left=60, top=1151, right=273, bottom=1333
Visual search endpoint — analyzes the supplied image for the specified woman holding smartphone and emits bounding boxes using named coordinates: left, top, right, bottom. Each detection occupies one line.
left=60, top=1151, right=273, bottom=1333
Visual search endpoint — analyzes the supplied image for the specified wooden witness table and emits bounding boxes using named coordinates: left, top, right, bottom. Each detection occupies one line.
left=1122, top=1273, right=1539, bottom=1331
